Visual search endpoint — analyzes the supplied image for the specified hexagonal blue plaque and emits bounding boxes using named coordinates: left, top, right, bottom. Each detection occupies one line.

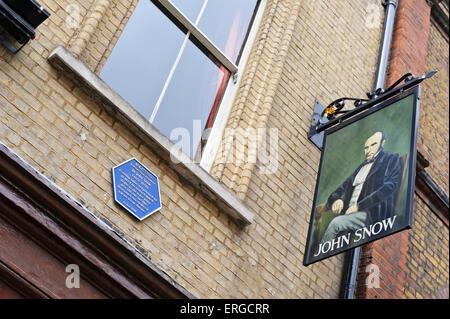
left=111, top=158, right=161, bottom=221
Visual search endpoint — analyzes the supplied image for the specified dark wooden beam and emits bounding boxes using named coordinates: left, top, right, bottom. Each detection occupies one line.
left=0, top=143, right=194, bottom=299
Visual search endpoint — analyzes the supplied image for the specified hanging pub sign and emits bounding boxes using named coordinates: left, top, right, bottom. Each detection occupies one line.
left=303, top=86, right=420, bottom=266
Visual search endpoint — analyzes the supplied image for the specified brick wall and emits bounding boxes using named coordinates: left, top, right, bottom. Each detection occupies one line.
left=420, top=22, right=449, bottom=195
left=404, top=6, right=449, bottom=300
left=356, top=0, right=449, bottom=299
left=0, top=0, right=386, bottom=298
left=85, top=0, right=139, bottom=74
left=404, top=197, right=449, bottom=298
left=1, top=0, right=446, bottom=299
left=240, top=0, right=384, bottom=298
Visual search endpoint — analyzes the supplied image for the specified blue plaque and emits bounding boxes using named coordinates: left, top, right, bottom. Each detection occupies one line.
left=112, top=158, right=161, bottom=221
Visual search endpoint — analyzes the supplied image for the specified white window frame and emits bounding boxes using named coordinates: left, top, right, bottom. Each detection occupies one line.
left=199, top=0, right=266, bottom=172
left=138, top=0, right=266, bottom=170
left=156, top=0, right=239, bottom=74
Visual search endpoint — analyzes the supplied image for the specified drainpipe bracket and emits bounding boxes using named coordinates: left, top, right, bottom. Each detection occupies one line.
left=382, top=0, right=398, bottom=8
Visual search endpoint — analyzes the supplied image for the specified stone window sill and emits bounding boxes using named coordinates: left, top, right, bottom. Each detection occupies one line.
left=48, top=45, right=254, bottom=226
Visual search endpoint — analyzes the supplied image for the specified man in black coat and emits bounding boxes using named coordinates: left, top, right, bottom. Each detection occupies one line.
left=320, top=131, right=402, bottom=244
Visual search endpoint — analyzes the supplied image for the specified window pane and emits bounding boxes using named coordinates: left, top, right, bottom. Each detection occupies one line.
left=152, top=40, right=230, bottom=159
left=100, top=0, right=185, bottom=119
left=197, top=0, right=259, bottom=63
left=169, top=0, right=205, bottom=22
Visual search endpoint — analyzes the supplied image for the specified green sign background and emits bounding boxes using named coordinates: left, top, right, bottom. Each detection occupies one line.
left=305, top=93, right=417, bottom=265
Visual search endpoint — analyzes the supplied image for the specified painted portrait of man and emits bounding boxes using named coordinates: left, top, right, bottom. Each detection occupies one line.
left=304, top=91, right=419, bottom=266
left=320, top=131, right=402, bottom=244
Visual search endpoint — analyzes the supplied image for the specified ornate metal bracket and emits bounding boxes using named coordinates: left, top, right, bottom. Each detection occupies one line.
left=308, top=71, right=437, bottom=149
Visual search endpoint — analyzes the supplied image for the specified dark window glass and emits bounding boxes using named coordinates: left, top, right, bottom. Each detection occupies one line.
left=101, top=0, right=260, bottom=160
left=152, top=40, right=230, bottom=158
left=100, top=0, right=185, bottom=119
left=197, top=0, right=259, bottom=63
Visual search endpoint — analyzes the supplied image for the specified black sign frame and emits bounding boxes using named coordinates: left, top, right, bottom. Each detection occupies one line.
left=303, top=86, right=420, bottom=266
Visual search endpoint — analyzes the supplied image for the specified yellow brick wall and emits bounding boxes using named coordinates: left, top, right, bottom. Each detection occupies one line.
left=83, top=0, right=138, bottom=74
left=404, top=196, right=449, bottom=299
left=1, top=0, right=384, bottom=298
left=211, top=0, right=383, bottom=198
left=420, top=23, right=449, bottom=195
left=218, top=0, right=384, bottom=297
left=403, top=19, right=449, bottom=300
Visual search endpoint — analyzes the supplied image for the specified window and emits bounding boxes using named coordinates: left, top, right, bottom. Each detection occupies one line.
left=100, top=0, right=263, bottom=162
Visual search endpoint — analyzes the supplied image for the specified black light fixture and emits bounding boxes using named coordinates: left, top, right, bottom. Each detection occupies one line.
left=0, top=0, right=50, bottom=54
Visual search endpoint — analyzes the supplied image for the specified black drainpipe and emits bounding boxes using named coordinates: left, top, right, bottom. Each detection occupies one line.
left=341, top=0, right=398, bottom=299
